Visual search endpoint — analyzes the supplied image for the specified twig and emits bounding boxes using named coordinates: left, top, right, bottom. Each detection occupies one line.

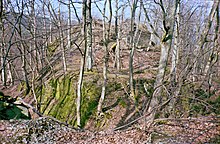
left=154, top=117, right=220, bottom=123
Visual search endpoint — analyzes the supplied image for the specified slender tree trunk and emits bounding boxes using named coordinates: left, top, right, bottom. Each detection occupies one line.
left=76, top=0, right=87, bottom=128
left=170, top=0, right=180, bottom=84
left=67, top=0, right=71, bottom=53
left=97, top=0, right=107, bottom=115
left=1, top=19, right=6, bottom=86
left=49, top=18, right=53, bottom=43
left=114, top=0, right=121, bottom=71
left=129, top=0, right=138, bottom=100
left=168, top=0, right=180, bottom=115
left=0, top=0, right=6, bottom=86
left=42, top=0, right=48, bottom=65
left=18, top=3, right=30, bottom=94
left=77, top=56, right=85, bottom=128
left=7, top=62, right=13, bottom=85
left=58, top=3, right=67, bottom=73
left=203, top=1, right=219, bottom=94
left=21, top=43, right=30, bottom=95
left=85, top=0, right=93, bottom=71
left=97, top=0, right=112, bottom=115
left=31, top=0, right=41, bottom=71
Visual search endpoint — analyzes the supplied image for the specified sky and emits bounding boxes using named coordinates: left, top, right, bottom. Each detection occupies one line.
left=47, top=0, right=214, bottom=22
left=6, top=0, right=214, bottom=24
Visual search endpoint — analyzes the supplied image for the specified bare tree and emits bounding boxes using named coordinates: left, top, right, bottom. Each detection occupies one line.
left=129, top=0, right=138, bottom=100
left=0, top=0, right=6, bottom=86
left=97, top=0, right=112, bottom=115
left=67, top=0, right=71, bottom=54
left=18, top=0, right=31, bottom=94
left=76, top=0, right=87, bottom=128
left=143, top=0, right=178, bottom=127
left=114, top=0, right=121, bottom=70
left=170, top=0, right=180, bottom=84
left=85, top=0, right=93, bottom=71
left=58, top=2, right=67, bottom=73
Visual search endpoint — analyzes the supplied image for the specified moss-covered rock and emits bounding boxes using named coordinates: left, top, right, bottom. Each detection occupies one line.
left=36, top=74, right=101, bottom=127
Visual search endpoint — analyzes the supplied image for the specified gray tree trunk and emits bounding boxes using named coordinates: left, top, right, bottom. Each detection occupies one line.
left=85, top=0, right=93, bottom=71
left=76, top=0, right=87, bottom=128
left=58, top=3, right=67, bottom=73
left=129, top=0, right=138, bottom=100
left=170, top=0, right=180, bottom=84
left=0, top=18, right=6, bottom=86
left=145, top=0, right=178, bottom=127
left=114, top=0, right=121, bottom=71
left=67, top=0, right=71, bottom=52
left=97, top=0, right=112, bottom=115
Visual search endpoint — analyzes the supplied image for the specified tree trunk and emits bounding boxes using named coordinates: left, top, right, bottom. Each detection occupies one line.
left=1, top=24, right=6, bottom=86
left=145, top=0, right=178, bottom=127
left=67, top=0, right=71, bottom=56
left=114, top=0, right=121, bottom=71
left=85, top=0, right=93, bottom=71
left=97, top=0, right=112, bottom=115
left=77, top=57, right=85, bottom=128
left=0, top=0, right=6, bottom=86
left=58, top=3, right=67, bottom=73
left=76, top=0, right=87, bottom=128
left=129, top=0, right=138, bottom=100
left=170, top=0, right=180, bottom=84
left=203, top=1, right=219, bottom=94
left=18, top=3, right=30, bottom=94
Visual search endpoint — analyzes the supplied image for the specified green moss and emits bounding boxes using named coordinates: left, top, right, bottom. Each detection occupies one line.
left=17, top=81, right=30, bottom=95
left=80, top=81, right=101, bottom=127
left=119, top=99, right=127, bottom=108
left=34, top=74, right=103, bottom=128
left=156, top=120, right=168, bottom=125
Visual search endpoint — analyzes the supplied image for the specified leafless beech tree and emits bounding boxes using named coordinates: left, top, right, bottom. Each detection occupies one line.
left=170, top=0, right=180, bottom=85
left=114, top=0, right=121, bottom=70
left=143, top=0, right=178, bottom=126
left=58, top=2, right=67, bottom=73
left=97, top=0, right=112, bottom=115
left=85, top=0, right=93, bottom=71
left=129, top=0, right=138, bottom=101
left=67, top=0, right=71, bottom=56
left=0, top=0, right=6, bottom=86
left=76, top=0, right=88, bottom=128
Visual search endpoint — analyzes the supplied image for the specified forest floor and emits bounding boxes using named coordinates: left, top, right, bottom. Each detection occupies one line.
left=0, top=115, right=219, bottom=143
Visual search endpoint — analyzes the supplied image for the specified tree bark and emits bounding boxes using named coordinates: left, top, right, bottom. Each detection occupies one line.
left=145, top=0, right=178, bottom=127
left=170, top=0, right=180, bottom=84
left=67, top=0, right=71, bottom=53
left=114, top=0, right=121, bottom=71
left=0, top=14, right=6, bottom=86
left=97, top=0, right=112, bottom=115
left=85, top=0, right=93, bottom=71
left=129, top=0, right=138, bottom=100
left=58, top=2, right=67, bottom=73
left=18, top=1, right=30, bottom=94
left=76, top=0, right=87, bottom=128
